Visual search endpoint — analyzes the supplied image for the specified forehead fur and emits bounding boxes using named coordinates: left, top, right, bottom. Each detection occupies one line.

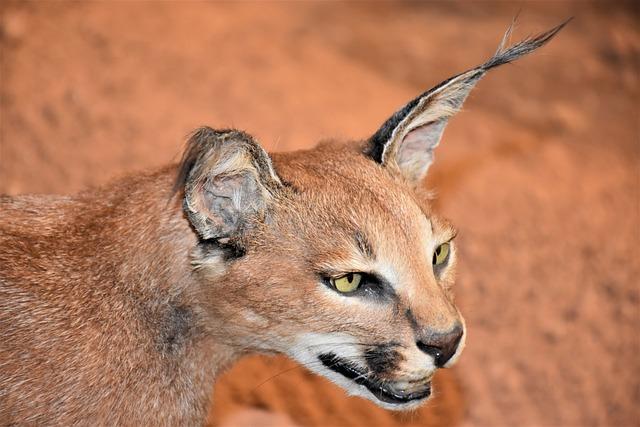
left=266, top=142, right=438, bottom=261
left=274, top=142, right=426, bottom=204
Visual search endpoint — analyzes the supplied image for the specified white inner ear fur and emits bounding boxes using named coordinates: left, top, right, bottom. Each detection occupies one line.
left=396, top=120, right=447, bottom=182
left=195, top=148, right=271, bottom=213
left=382, top=70, right=483, bottom=182
left=184, top=133, right=281, bottom=240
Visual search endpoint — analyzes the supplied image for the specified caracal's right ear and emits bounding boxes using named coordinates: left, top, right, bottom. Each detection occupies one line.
left=366, top=19, right=570, bottom=184
left=175, top=127, right=282, bottom=243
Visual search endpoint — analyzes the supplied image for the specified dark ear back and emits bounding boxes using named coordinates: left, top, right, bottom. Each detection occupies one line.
left=175, top=127, right=281, bottom=242
left=367, top=19, right=570, bottom=183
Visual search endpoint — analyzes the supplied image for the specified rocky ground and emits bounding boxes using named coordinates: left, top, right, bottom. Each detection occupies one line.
left=1, top=2, right=638, bottom=426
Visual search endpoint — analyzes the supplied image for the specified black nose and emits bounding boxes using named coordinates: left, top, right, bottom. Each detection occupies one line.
left=416, top=324, right=464, bottom=368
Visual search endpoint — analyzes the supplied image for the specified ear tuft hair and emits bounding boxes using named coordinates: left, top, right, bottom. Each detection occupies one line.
left=483, top=17, right=572, bottom=71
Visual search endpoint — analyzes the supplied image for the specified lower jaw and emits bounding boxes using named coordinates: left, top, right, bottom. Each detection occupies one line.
left=318, top=353, right=431, bottom=405
left=368, top=382, right=431, bottom=406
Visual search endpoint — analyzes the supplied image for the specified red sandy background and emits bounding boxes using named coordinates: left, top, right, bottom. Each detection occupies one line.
left=1, top=2, right=638, bottom=426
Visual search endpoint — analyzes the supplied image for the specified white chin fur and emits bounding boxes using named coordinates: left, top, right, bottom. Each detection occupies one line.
left=288, top=333, right=430, bottom=411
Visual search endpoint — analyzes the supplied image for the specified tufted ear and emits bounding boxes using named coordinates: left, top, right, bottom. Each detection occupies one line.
left=175, top=127, right=282, bottom=243
left=367, top=19, right=569, bottom=183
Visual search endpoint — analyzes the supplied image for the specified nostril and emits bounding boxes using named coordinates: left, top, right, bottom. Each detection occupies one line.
left=416, top=341, right=443, bottom=362
left=416, top=325, right=464, bottom=368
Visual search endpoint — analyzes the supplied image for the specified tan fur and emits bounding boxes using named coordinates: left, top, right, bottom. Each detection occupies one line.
left=0, top=169, right=227, bottom=424
left=0, top=142, right=462, bottom=423
left=0, top=22, right=565, bottom=424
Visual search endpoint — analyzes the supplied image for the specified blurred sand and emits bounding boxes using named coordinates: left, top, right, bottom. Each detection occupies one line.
left=1, top=2, right=638, bottom=426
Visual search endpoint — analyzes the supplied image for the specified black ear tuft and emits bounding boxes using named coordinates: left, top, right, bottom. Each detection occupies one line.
left=483, top=17, right=571, bottom=70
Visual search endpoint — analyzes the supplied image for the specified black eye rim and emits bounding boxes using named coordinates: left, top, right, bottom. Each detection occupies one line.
left=320, top=271, right=394, bottom=300
left=324, top=272, right=370, bottom=293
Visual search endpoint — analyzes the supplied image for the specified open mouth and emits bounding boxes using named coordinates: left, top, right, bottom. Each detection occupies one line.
left=318, top=353, right=431, bottom=405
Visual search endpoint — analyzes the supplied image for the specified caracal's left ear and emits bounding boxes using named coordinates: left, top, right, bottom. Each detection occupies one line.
left=175, top=127, right=282, bottom=244
left=366, top=19, right=570, bottom=183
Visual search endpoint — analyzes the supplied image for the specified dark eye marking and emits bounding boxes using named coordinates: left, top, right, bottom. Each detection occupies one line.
left=364, top=343, right=404, bottom=375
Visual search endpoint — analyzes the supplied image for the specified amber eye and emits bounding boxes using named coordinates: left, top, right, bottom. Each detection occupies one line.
left=432, top=242, right=450, bottom=266
left=331, top=273, right=362, bottom=293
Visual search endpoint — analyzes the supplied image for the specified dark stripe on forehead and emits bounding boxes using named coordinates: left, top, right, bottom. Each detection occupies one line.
left=354, top=230, right=374, bottom=259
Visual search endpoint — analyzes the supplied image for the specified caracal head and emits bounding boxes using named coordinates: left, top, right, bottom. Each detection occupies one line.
left=175, top=21, right=567, bottom=410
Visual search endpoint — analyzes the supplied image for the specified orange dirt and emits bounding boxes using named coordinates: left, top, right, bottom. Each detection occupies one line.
left=1, top=2, right=638, bottom=426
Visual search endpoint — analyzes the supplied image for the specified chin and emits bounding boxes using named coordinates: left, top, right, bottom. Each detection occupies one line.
left=316, top=353, right=432, bottom=410
left=287, top=334, right=433, bottom=411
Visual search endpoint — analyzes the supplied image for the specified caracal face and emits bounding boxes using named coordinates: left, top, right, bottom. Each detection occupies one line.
left=225, top=144, right=463, bottom=410
left=178, top=23, right=566, bottom=410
